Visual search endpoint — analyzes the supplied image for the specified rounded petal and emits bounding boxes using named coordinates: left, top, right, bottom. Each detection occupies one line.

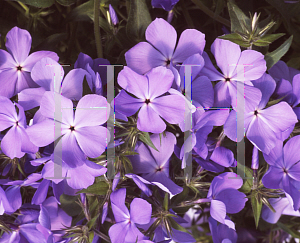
left=6, top=27, right=31, bottom=64
left=18, top=87, right=46, bottom=110
left=130, top=198, right=152, bottom=224
left=211, top=39, right=241, bottom=78
left=145, top=18, right=177, bottom=60
left=110, top=188, right=130, bottom=222
left=172, top=29, right=206, bottom=63
left=146, top=66, right=174, bottom=99
left=0, top=49, right=17, bottom=69
left=108, top=222, right=128, bottom=243
left=74, top=94, right=109, bottom=128
left=75, top=125, right=109, bottom=158
left=0, top=69, right=18, bottom=98
left=210, top=199, right=226, bottom=224
left=1, top=126, right=23, bottom=159
left=115, top=90, right=144, bottom=117
left=150, top=173, right=183, bottom=196
left=262, top=166, right=283, bottom=189
left=117, top=66, right=148, bottom=99
left=151, top=95, right=185, bottom=124
left=61, top=68, right=89, bottom=100
left=23, top=51, right=59, bottom=71
left=192, top=76, right=214, bottom=108
left=125, top=42, right=166, bottom=74
left=283, top=135, right=300, bottom=169
left=137, top=104, right=166, bottom=133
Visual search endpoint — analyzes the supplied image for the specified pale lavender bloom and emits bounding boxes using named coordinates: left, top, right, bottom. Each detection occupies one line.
left=0, top=96, right=38, bottom=159
left=208, top=216, right=237, bottom=243
left=109, top=188, right=152, bottom=243
left=26, top=93, right=110, bottom=168
left=125, top=18, right=205, bottom=88
left=0, top=27, right=59, bottom=98
left=109, top=4, right=119, bottom=25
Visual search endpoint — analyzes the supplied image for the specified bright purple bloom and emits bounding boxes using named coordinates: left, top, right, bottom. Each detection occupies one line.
left=206, top=172, right=247, bottom=228
left=18, top=57, right=90, bottom=111
left=200, top=38, right=266, bottom=107
left=151, top=0, right=180, bottom=11
left=261, top=193, right=300, bottom=224
left=115, top=66, right=185, bottom=133
left=208, top=216, right=237, bottom=243
left=129, top=132, right=183, bottom=196
left=0, top=186, right=14, bottom=215
left=0, top=27, right=59, bottom=98
left=0, top=96, right=38, bottom=159
left=26, top=93, right=110, bottom=168
left=109, top=188, right=152, bottom=243
left=224, top=74, right=298, bottom=154
left=262, top=135, right=300, bottom=210
left=125, top=18, right=205, bottom=88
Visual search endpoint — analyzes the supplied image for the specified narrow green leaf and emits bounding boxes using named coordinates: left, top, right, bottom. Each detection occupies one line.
left=259, top=33, right=285, bottom=43
left=277, top=222, right=300, bottom=239
left=227, top=0, right=250, bottom=33
left=168, top=217, right=192, bottom=234
left=218, top=33, right=251, bottom=47
left=251, top=192, right=262, bottom=228
left=163, top=193, right=169, bottom=211
left=138, top=132, right=159, bottom=152
left=77, top=181, right=109, bottom=195
left=265, top=35, right=293, bottom=70
left=126, top=0, right=151, bottom=42
left=239, top=166, right=253, bottom=193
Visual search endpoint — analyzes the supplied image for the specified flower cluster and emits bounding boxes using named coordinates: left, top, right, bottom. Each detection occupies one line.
left=0, top=11, right=300, bottom=243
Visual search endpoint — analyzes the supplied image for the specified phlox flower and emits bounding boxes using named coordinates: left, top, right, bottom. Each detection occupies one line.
left=115, top=66, right=185, bottom=133
left=26, top=93, right=110, bottom=168
left=0, top=96, right=38, bottom=159
left=108, top=188, right=152, bottom=243
left=0, top=27, right=59, bottom=98
left=200, top=38, right=266, bottom=108
left=262, top=135, right=300, bottom=210
left=125, top=18, right=205, bottom=88
left=208, top=216, right=237, bottom=243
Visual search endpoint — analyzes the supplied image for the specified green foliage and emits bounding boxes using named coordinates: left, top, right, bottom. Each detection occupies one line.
left=14, top=0, right=55, bottom=8
left=77, top=181, right=109, bottom=195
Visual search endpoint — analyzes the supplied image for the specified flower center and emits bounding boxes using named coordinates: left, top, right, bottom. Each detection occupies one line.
left=69, top=126, right=75, bottom=131
left=225, top=77, right=230, bottom=82
left=17, top=65, right=22, bottom=71
left=145, top=99, right=151, bottom=104
left=156, top=167, right=162, bottom=172
left=16, top=121, right=19, bottom=126
left=254, top=110, right=258, bottom=116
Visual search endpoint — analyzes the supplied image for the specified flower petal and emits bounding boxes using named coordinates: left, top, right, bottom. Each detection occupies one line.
left=115, top=90, right=144, bottom=117
left=172, top=29, right=205, bottom=63
left=6, top=27, right=31, bottom=64
left=108, top=222, right=128, bottom=243
left=74, top=94, right=109, bottom=128
left=283, top=135, right=300, bottom=169
left=0, top=69, right=18, bottom=98
left=130, top=198, right=152, bottom=224
left=1, top=126, right=23, bottom=159
left=23, top=51, right=59, bottom=72
left=210, top=199, right=226, bottom=224
left=145, top=18, right=177, bottom=60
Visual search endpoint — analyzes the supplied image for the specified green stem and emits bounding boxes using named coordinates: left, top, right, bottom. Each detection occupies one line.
left=94, top=0, right=103, bottom=58
left=6, top=1, right=28, bottom=18
left=190, top=0, right=230, bottom=27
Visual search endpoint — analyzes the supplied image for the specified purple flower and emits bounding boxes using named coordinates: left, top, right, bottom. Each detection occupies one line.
left=224, top=74, right=298, bottom=154
left=206, top=172, right=247, bottom=228
left=108, top=188, right=152, bottom=243
left=0, top=96, right=38, bottom=159
left=0, top=27, right=59, bottom=98
left=151, top=0, right=180, bottom=11
left=129, top=132, right=183, bottom=196
left=18, top=57, right=90, bottom=111
left=26, top=93, right=110, bottom=168
left=262, top=135, right=300, bottom=210
left=200, top=38, right=266, bottom=108
left=0, top=186, right=14, bottom=215
left=115, top=66, right=185, bottom=133
left=125, top=18, right=205, bottom=88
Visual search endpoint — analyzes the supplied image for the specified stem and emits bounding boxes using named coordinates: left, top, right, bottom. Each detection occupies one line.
left=180, top=1, right=194, bottom=28
left=190, top=0, right=230, bottom=27
left=94, top=0, right=103, bottom=58
left=6, top=1, right=28, bottom=18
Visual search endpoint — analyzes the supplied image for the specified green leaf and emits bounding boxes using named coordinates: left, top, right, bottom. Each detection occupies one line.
left=227, top=0, right=250, bottom=33
left=218, top=33, right=251, bottom=47
left=82, top=75, right=93, bottom=97
left=265, top=35, right=293, bottom=70
left=251, top=192, right=262, bottom=229
left=14, top=0, right=55, bottom=8
left=56, top=0, right=77, bottom=6
left=60, top=194, right=82, bottom=216
left=239, top=166, right=253, bottom=193
left=163, top=193, right=169, bottom=211
left=258, top=33, right=285, bottom=43
left=126, top=0, right=151, bottom=42
left=77, top=181, right=109, bottom=195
